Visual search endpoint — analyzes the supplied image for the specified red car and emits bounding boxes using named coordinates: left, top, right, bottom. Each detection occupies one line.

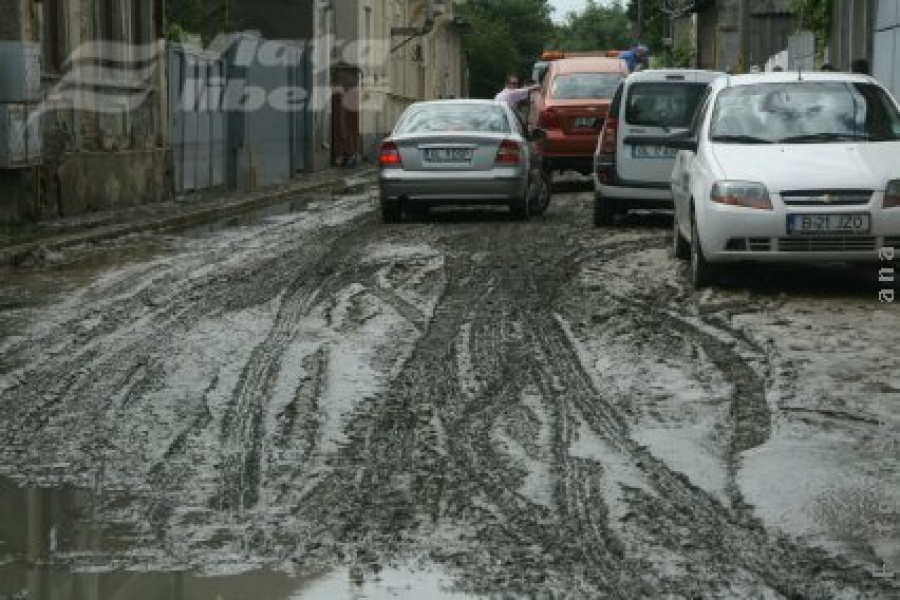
left=527, top=56, right=629, bottom=176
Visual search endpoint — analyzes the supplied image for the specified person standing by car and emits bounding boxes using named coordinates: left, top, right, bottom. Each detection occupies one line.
left=617, top=45, right=648, bottom=73
left=495, top=75, right=539, bottom=120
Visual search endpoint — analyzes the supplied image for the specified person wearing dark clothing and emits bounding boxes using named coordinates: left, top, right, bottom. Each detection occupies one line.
left=851, top=58, right=870, bottom=75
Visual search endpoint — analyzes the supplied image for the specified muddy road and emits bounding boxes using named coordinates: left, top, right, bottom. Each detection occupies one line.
left=0, top=183, right=897, bottom=599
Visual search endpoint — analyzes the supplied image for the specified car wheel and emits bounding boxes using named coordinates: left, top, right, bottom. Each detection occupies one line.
left=690, top=214, right=716, bottom=288
left=381, top=198, right=402, bottom=223
left=593, top=193, right=613, bottom=227
left=529, top=170, right=552, bottom=216
left=673, top=212, right=690, bottom=259
left=510, top=193, right=529, bottom=220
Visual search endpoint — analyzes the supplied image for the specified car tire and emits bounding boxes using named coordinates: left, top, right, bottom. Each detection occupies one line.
left=593, top=193, right=613, bottom=227
left=510, top=193, right=529, bottom=220
left=673, top=213, right=690, bottom=260
left=529, top=170, right=552, bottom=216
left=690, top=214, right=716, bottom=288
left=381, top=199, right=402, bottom=223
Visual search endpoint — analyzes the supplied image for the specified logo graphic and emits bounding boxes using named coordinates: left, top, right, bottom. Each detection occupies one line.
left=33, top=40, right=162, bottom=123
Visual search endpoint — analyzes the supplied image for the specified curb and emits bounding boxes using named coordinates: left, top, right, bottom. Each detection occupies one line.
left=1, top=168, right=376, bottom=267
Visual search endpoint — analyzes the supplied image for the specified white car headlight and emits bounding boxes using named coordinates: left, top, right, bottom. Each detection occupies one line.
left=884, top=179, right=900, bottom=208
left=710, top=181, right=772, bottom=210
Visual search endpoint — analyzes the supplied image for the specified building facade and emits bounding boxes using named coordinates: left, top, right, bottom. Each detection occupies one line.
left=690, top=0, right=797, bottom=72
left=0, top=0, right=167, bottom=224
left=0, top=0, right=470, bottom=224
left=872, top=0, right=900, bottom=97
left=832, top=0, right=900, bottom=99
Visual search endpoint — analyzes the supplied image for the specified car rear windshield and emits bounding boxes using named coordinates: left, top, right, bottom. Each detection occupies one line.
left=550, top=73, right=623, bottom=100
left=395, top=104, right=511, bottom=134
left=710, top=81, right=900, bottom=143
left=624, top=82, right=709, bottom=128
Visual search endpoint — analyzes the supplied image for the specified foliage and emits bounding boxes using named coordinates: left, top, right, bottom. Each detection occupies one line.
left=671, top=32, right=693, bottom=68
left=551, top=0, right=632, bottom=52
left=626, top=0, right=665, bottom=56
left=166, top=0, right=229, bottom=43
left=788, top=0, right=833, bottom=57
left=457, top=0, right=555, bottom=97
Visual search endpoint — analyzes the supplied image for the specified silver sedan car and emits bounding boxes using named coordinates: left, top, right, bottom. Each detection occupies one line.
left=378, top=99, right=551, bottom=222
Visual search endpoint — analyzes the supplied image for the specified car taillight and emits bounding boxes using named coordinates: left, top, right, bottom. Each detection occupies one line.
left=378, top=141, right=402, bottom=167
left=495, top=139, right=521, bottom=165
left=538, top=108, right=560, bottom=129
left=598, top=118, right=618, bottom=157
left=884, top=179, right=900, bottom=208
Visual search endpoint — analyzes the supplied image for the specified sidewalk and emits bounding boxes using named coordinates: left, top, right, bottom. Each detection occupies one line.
left=0, top=166, right=376, bottom=267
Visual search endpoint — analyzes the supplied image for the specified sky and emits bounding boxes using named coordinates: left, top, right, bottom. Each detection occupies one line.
left=550, top=0, right=616, bottom=23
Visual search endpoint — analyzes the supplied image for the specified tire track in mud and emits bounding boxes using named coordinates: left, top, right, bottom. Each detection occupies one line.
left=569, top=237, right=772, bottom=507
left=0, top=207, right=376, bottom=502
left=2, top=194, right=896, bottom=595
left=299, top=220, right=895, bottom=597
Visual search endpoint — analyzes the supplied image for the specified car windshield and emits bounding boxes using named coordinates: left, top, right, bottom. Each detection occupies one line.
left=396, top=104, right=511, bottom=134
left=624, top=81, right=710, bottom=128
left=551, top=72, right=623, bottom=100
left=709, top=81, right=900, bottom=143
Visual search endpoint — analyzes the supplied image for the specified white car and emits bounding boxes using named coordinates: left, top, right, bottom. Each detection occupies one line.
left=657, top=71, right=900, bottom=288
left=593, top=69, right=721, bottom=226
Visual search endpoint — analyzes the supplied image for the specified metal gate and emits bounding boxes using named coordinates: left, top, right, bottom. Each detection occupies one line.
left=168, top=44, right=226, bottom=194
left=226, top=33, right=307, bottom=190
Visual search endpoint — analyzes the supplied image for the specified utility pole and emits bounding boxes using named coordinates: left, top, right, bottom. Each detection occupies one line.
left=637, top=0, right=643, bottom=41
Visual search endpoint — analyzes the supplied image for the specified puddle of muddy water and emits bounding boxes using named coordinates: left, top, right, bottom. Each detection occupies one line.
left=0, top=476, right=481, bottom=600
left=0, top=237, right=170, bottom=321
left=0, top=563, right=480, bottom=600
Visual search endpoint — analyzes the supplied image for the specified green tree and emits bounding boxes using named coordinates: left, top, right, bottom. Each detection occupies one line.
left=552, top=0, right=632, bottom=52
left=457, top=0, right=555, bottom=97
left=789, top=0, right=833, bottom=58
left=166, top=0, right=230, bottom=43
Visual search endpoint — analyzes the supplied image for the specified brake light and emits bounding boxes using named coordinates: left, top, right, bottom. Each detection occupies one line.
left=538, top=108, right=560, bottom=129
left=598, top=118, right=618, bottom=157
left=378, top=141, right=402, bottom=167
left=495, top=139, right=521, bottom=165
left=884, top=180, right=900, bottom=208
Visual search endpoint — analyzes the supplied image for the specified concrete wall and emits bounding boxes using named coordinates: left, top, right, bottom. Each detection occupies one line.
left=57, top=149, right=167, bottom=214
left=873, top=0, right=900, bottom=98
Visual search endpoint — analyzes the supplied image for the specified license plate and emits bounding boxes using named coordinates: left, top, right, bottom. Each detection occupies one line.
left=574, top=117, right=597, bottom=128
left=422, top=148, right=472, bottom=162
left=786, top=213, right=871, bottom=234
left=632, top=145, right=677, bottom=158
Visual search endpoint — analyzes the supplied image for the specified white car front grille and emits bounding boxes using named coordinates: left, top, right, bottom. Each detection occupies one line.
left=777, top=236, right=877, bottom=252
left=780, top=190, right=873, bottom=207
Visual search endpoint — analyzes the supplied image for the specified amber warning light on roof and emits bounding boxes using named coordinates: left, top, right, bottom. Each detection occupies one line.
left=540, top=50, right=620, bottom=61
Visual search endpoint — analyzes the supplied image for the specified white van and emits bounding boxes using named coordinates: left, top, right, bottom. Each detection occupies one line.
left=593, top=69, right=722, bottom=226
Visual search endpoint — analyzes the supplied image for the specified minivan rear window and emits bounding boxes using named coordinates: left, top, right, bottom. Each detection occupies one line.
left=624, top=82, right=709, bottom=128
